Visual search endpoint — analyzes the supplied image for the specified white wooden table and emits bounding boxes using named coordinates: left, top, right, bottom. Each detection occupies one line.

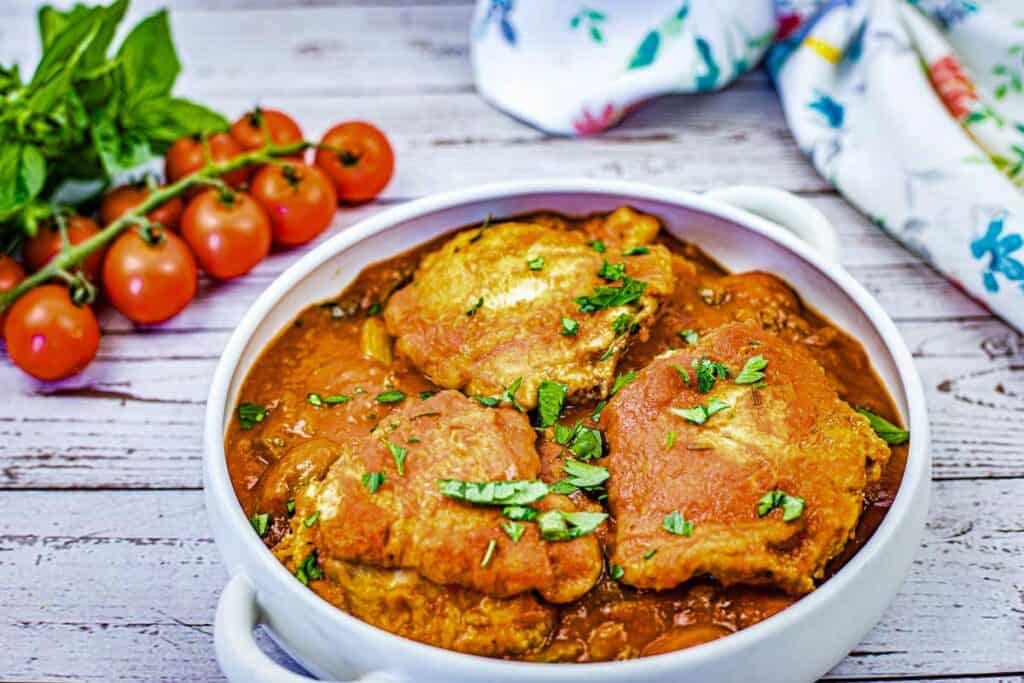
left=1, top=2, right=1022, bottom=681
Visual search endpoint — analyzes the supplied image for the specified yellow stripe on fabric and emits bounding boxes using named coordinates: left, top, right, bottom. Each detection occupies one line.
left=803, top=36, right=842, bottom=64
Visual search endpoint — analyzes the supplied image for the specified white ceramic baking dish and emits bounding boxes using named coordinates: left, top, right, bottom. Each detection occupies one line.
left=203, top=179, right=930, bottom=683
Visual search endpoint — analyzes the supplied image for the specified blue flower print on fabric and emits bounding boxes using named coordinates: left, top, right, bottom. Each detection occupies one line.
left=971, top=214, right=1024, bottom=293
left=477, top=0, right=517, bottom=45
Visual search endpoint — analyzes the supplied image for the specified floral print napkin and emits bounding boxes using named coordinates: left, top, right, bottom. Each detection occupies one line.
left=471, top=0, right=1024, bottom=331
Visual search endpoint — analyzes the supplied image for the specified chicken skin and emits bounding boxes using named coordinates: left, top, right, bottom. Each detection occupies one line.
left=383, top=208, right=676, bottom=409
left=602, top=323, right=889, bottom=596
left=281, top=390, right=603, bottom=604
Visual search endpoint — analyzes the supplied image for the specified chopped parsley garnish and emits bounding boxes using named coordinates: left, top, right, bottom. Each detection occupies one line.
left=501, top=520, right=525, bottom=543
left=419, top=390, right=437, bottom=400
left=361, top=472, right=385, bottom=493
left=295, top=551, right=322, bottom=585
left=554, top=423, right=574, bottom=445
left=468, top=214, right=493, bottom=243
left=643, top=548, right=658, bottom=560
left=672, top=364, right=691, bottom=385
left=286, top=499, right=295, bottom=515
left=623, top=246, right=649, bottom=255
left=598, top=260, right=626, bottom=282
left=609, top=563, right=624, bottom=580
left=527, top=256, right=545, bottom=271
left=475, top=395, right=501, bottom=407
left=439, top=479, right=548, bottom=506
left=375, top=390, right=406, bottom=404
left=407, top=436, right=420, bottom=444
left=307, top=393, right=324, bottom=407
left=757, top=490, right=805, bottom=522
left=324, top=394, right=352, bottom=405
left=610, top=370, right=637, bottom=396
left=502, top=377, right=525, bottom=412
left=735, top=355, right=768, bottom=386
left=574, top=277, right=647, bottom=313
left=366, top=302, right=382, bottom=316
left=354, top=387, right=366, bottom=394
left=590, top=400, right=607, bottom=423
left=678, top=329, right=698, bottom=345
left=588, top=239, right=606, bottom=253
left=599, top=343, right=618, bottom=361
left=669, top=398, right=731, bottom=425
left=480, top=539, right=497, bottom=568
left=384, top=440, right=409, bottom=475
left=692, top=357, right=731, bottom=393
left=569, top=421, right=598, bottom=458
left=465, top=297, right=484, bottom=316
left=537, top=509, right=608, bottom=541
left=664, top=430, right=677, bottom=450
left=502, top=505, right=539, bottom=521
left=561, top=317, right=580, bottom=336
left=559, top=459, right=609, bottom=490
left=535, top=380, right=568, bottom=427
left=250, top=512, right=270, bottom=537
left=856, top=408, right=910, bottom=445
left=303, top=511, right=320, bottom=527
left=612, top=313, right=635, bottom=335
left=662, top=510, right=693, bottom=536
left=238, top=403, right=266, bottom=430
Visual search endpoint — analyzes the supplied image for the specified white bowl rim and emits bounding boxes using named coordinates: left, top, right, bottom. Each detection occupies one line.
left=204, top=178, right=930, bottom=679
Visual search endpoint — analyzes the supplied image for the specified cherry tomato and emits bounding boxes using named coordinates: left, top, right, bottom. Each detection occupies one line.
left=165, top=132, right=249, bottom=187
left=102, top=227, right=198, bottom=325
left=181, top=190, right=271, bottom=280
left=4, top=284, right=100, bottom=381
left=230, top=108, right=303, bottom=151
left=0, top=255, right=26, bottom=329
left=250, top=163, right=337, bottom=246
left=314, top=121, right=394, bottom=203
left=99, top=184, right=184, bottom=231
left=23, top=215, right=104, bottom=281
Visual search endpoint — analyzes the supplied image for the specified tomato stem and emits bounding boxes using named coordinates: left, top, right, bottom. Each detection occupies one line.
left=0, top=139, right=310, bottom=313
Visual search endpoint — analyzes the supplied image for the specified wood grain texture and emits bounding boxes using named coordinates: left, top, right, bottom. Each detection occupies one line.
left=0, top=1, right=1021, bottom=681
left=1, top=480, right=1021, bottom=681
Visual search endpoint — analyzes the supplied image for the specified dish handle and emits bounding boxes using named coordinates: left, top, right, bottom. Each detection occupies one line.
left=703, top=186, right=841, bottom=263
left=215, top=574, right=398, bottom=683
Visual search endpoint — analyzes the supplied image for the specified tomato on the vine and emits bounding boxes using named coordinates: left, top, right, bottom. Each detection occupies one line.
left=3, top=284, right=100, bottom=381
left=314, top=121, right=394, bottom=203
left=100, top=183, right=184, bottom=231
left=102, top=227, right=198, bottom=325
left=230, top=108, right=303, bottom=151
left=23, top=215, right=104, bottom=281
left=250, top=162, right=337, bottom=246
left=165, top=132, right=249, bottom=187
left=181, top=189, right=271, bottom=280
left=0, top=255, right=26, bottom=328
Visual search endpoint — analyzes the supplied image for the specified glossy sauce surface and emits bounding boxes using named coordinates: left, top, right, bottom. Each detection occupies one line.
left=225, top=211, right=908, bottom=662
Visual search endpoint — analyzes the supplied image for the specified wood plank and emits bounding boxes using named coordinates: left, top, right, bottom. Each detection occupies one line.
left=0, top=479, right=1020, bottom=680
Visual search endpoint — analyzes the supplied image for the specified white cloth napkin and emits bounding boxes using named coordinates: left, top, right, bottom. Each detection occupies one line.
left=471, top=0, right=1024, bottom=331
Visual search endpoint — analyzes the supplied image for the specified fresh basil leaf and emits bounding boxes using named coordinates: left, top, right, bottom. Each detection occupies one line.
left=128, top=97, right=229, bottom=151
left=91, top=108, right=154, bottom=178
left=438, top=479, right=549, bottom=506
left=117, top=9, right=179, bottom=108
left=28, top=8, right=103, bottom=111
left=38, top=0, right=127, bottom=69
left=856, top=408, right=910, bottom=445
left=535, top=380, right=567, bottom=428
left=562, top=459, right=609, bottom=488
left=0, top=144, right=46, bottom=219
left=554, top=423, right=574, bottom=445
